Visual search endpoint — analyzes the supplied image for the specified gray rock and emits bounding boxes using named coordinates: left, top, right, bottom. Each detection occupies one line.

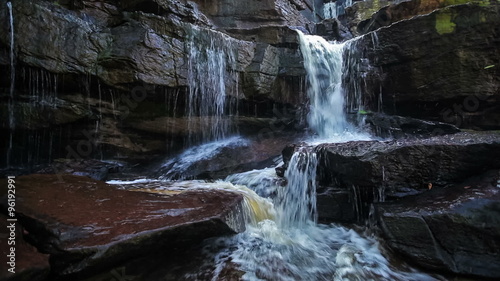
left=352, top=3, right=500, bottom=129
left=374, top=170, right=500, bottom=278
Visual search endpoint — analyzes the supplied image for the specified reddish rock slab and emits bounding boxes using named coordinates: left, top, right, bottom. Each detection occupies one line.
left=0, top=214, right=50, bottom=281
left=0, top=174, right=245, bottom=278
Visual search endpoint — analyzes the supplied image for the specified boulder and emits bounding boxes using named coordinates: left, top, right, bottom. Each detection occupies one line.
left=363, top=112, right=461, bottom=138
left=374, top=170, right=500, bottom=278
left=0, top=214, right=50, bottom=281
left=156, top=133, right=301, bottom=180
left=353, top=3, right=500, bottom=129
left=281, top=131, right=500, bottom=222
left=0, top=174, right=245, bottom=278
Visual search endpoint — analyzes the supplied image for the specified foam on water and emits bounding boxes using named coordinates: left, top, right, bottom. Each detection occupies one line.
left=198, top=152, right=440, bottom=281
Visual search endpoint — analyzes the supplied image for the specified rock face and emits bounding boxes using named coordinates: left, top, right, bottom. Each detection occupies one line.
left=0, top=214, right=50, bottom=281
left=374, top=170, right=500, bottom=278
left=351, top=3, right=500, bottom=129
left=282, top=131, right=500, bottom=221
left=363, top=112, right=461, bottom=139
left=0, top=0, right=311, bottom=168
left=36, top=159, right=122, bottom=181
left=0, top=174, right=245, bottom=278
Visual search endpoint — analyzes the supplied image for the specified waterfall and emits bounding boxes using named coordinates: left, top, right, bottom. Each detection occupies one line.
left=277, top=149, right=318, bottom=228
left=199, top=165, right=439, bottom=281
left=323, top=0, right=353, bottom=19
left=297, top=31, right=370, bottom=142
left=185, top=26, right=239, bottom=145
left=6, top=1, right=15, bottom=167
left=298, top=31, right=349, bottom=138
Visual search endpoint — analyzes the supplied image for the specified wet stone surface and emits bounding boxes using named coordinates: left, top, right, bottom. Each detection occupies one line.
left=0, top=174, right=245, bottom=278
left=374, top=170, right=500, bottom=278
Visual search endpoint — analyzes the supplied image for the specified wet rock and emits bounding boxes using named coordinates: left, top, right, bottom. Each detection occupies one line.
left=0, top=214, right=50, bottom=281
left=374, top=170, right=500, bottom=278
left=314, top=18, right=354, bottom=42
left=0, top=0, right=311, bottom=168
left=363, top=112, right=461, bottom=139
left=0, top=174, right=245, bottom=278
left=191, top=0, right=311, bottom=32
left=156, top=134, right=301, bottom=180
left=315, top=131, right=500, bottom=196
left=282, top=131, right=500, bottom=222
left=354, top=3, right=500, bottom=129
left=36, top=159, right=122, bottom=181
left=341, top=0, right=398, bottom=36
left=316, top=187, right=357, bottom=223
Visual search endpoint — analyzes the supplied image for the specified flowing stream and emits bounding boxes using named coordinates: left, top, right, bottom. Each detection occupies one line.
left=141, top=31, right=440, bottom=280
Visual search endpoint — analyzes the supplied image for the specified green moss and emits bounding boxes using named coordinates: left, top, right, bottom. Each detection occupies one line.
left=435, top=11, right=456, bottom=34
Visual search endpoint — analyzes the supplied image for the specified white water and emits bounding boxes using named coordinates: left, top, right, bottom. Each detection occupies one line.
left=297, top=31, right=371, bottom=143
left=190, top=32, right=437, bottom=280
left=144, top=25, right=436, bottom=281
left=159, top=136, right=250, bottom=180
left=323, top=0, right=353, bottom=19
left=193, top=153, right=439, bottom=281
left=185, top=26, right=238, bottom=145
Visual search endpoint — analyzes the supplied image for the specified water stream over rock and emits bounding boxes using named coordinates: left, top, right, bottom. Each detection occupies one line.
left=185, top=25, right=239, bottom=146
left=146, top=31, right=439, bottom=280
left=3, top=1, right=499, bottom=280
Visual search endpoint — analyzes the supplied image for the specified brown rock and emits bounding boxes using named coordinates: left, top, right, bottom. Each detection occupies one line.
left=0, top=174, right=245, bottom=277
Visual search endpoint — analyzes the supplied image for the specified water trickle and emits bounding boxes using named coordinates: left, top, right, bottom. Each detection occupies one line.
left=158, top=136, right=250, bottom=180
left=185, top=25, right=239, bottom=145
left=7, top=1, right=15, bottom=129
left=6, top=2, right=15, bottom=168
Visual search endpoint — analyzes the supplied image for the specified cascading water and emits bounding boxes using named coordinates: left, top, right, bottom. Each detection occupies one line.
left=276, top=148, right=318, bottom=228
left=190, top=31, right=437, bottom=281
left=185, top=25, right=239, bottom=146
left=194, top=150, right=439, bottom=281
left=149, top=17, right=436, bottom=281
left=323, top=0, right=353, bottom=19
left=298, top=31, right=348, bottom=138
left=297, top=31, right=370, bottom=142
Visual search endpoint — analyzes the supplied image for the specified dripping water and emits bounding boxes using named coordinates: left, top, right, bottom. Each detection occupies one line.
left=185, top=25, right=239, bottom=146
left=6, top=1, right=15, bottom=167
